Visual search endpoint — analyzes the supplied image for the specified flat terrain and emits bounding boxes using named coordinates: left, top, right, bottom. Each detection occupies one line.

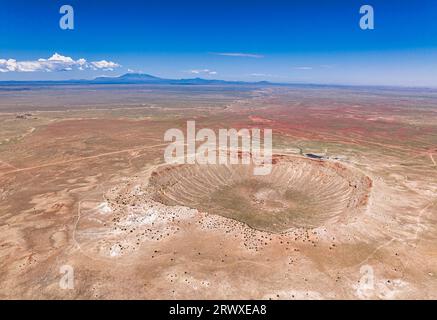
left=0, top=84, right=436, bottom=299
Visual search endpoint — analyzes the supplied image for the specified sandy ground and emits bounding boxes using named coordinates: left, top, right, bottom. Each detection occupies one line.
left=0, top=84, right=436, bottom=299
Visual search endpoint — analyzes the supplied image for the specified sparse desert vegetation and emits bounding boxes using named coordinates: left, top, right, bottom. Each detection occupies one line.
left=0, top=84, right=436, bottom=299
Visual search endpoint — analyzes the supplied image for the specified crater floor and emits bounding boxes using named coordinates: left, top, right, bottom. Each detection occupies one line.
left=149, top=156, right=372, bottom=232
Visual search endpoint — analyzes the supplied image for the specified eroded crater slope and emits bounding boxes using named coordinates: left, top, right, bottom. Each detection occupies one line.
left=149, top=156, right=372, bottom=232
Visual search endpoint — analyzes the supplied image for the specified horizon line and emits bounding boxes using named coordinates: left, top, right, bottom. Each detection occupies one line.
left=0, top=73, right=436, bottom=91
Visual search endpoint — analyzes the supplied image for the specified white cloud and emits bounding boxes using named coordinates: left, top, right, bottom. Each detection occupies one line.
left=249, top=73, right=287, bottom=79
left=189, top=69, right=217, bottom=75
left=0, top=53, right=120, bottom=73
left=47, top=53, right=74, bottom=63
left=90, top=60, right=120, bottom=71
left=294, top=66, right=313, bottom=70
left=213, top=52, right=264, bottom=58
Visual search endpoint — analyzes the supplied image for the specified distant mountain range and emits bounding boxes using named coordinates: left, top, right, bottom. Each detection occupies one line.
left=0, top=73, right=272, bottom=86
left=93, top=73, right=271, bottom=85
left=1, top=73, right=422, bottom=90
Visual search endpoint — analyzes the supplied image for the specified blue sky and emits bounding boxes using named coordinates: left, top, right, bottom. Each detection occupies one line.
left=1, top=0, right=437, bottom=86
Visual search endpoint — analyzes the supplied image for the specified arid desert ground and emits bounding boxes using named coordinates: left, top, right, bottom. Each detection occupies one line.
left=0, top=84, right=436, bottom=299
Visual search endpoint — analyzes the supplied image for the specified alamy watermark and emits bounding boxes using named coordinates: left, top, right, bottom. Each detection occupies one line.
left=359, top=5, right=374, bottom=30
left=164, top=121, right=273, bottom=175
left=356, top=265, right=375, bottom=298
left=59, top=264, right=74, bottom=290
left=59, top=5, right=74, bottom=30
left=59, top=4, right=374, bottom=31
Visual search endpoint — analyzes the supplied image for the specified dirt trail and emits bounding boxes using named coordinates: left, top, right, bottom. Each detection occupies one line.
left=0, top=142, right=169, bottom=176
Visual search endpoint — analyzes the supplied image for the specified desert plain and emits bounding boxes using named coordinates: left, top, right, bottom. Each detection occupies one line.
left=0, top=83, right=436, bottom=299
